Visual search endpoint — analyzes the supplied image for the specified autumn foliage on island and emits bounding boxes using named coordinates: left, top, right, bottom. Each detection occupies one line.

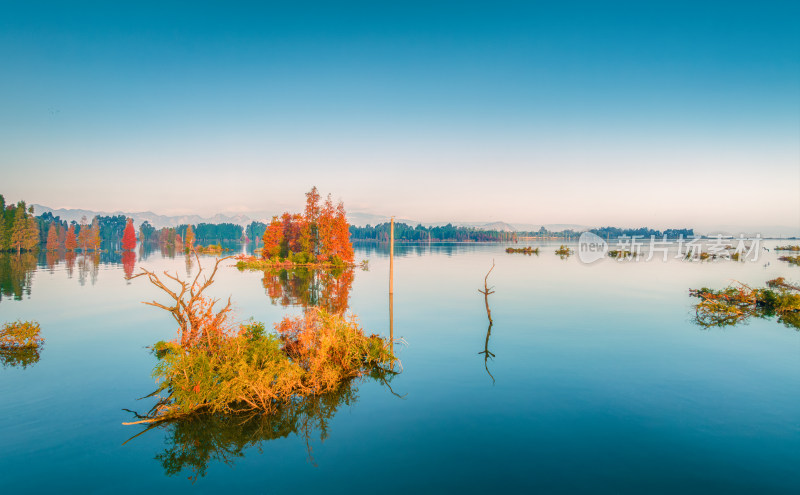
left=261, top=187, right=354, bottom=265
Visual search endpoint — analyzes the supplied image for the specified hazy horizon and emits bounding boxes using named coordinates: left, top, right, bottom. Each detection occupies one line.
left=2, top=2, right=798, bottom=231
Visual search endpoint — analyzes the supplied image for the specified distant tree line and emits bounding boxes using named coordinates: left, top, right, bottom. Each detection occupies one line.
left=589, top=226, right=694, bottom=239
left=350, top=222, right=695, bottom=242
left=136, top=221, right=246, bottom=248
left=349, top=223, right=519, bottom=242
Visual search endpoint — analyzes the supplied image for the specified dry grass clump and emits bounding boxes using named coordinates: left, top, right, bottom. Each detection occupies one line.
left=0, top=320, right=44, bottom=368
left=778, top=255, right=800, bottom=266
left=775, top=245, right=800, bottom=251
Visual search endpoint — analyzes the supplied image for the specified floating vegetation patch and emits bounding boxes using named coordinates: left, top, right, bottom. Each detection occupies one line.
left=689, top=278, right=800, bottom=329
left=685, top=251, right=713, bottom=261
left=127, top=255, right=398, bottom=425
left=607, top=249, right=632, bottom=259
left=505, top=247, right=539, bottom=255
left=554, top=245, right=573, bottom=257
left=0, top=320, right=44, bottom=368
left=194, top=244, right=229, bottom=255
left=775, top=245, right=800, bottom=252
left=779, top=255, right=800, bottom=266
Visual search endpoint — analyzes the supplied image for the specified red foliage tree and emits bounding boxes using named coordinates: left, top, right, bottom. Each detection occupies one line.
left=121, top=218, right=137, bottom=250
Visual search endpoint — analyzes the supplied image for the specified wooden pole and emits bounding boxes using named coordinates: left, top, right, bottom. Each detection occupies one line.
left=389, top=217, right=394, bottom=295
left=389, top=292, right=394, bottom=357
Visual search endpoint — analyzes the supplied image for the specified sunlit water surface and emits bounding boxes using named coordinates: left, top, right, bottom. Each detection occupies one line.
left=1, top=242, right=800, bottom=493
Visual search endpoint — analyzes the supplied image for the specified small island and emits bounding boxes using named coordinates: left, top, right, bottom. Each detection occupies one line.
left=236, top=187, right=355, bottom=270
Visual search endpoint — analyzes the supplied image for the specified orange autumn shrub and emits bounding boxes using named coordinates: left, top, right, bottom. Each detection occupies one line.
left=276, top=309, right=393, bottom=394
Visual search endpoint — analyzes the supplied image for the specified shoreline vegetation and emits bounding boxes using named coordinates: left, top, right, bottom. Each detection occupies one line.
left=349, top=223, right=696, bottom=243
left=690, top=278, right=800, bottom=329
left=234, top=254, right=365, bottom=271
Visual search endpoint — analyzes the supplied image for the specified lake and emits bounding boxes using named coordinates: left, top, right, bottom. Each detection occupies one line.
left=1, top=241, right=800, bottom=493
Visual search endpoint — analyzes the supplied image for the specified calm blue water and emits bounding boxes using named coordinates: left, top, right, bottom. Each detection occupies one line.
left=1, top=242, right=799, bottom=493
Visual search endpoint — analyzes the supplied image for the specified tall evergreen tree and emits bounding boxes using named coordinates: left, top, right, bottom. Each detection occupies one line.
left=0, top=194, right=5, bottom=251
left=24, top=214, right=39, bottom=252
left=10, top=206, right=27, bottom=254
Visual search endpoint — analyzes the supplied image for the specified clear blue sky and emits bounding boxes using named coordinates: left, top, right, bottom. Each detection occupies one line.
left=1, top=1, right=798, bottom=230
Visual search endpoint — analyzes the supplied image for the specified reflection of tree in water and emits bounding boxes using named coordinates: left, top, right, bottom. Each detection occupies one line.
left=129, top=374, right=397, bottom=482
left=262, top=267, right=354, bottom=314
left=0, top=344, right=42, bottom=368
left=184, top=253, right=193, bottom=278
left=77, top=253, right=101, bottom=286
left=0, top=253, right=37, bottom=302
left=45, top=250, right=61, bottom=273
left=122, top=251, right=136, bottom=281
left=65, top=252, right=76, bottom=278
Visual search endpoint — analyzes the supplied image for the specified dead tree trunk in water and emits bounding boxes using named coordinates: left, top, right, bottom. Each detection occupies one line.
left=478, top=260, right=496, bottom=383
left=478, top=260, right=495, bottom=323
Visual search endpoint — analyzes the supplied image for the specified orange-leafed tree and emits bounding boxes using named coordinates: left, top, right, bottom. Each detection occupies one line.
left=65, top=224, right=77, bottom=251
left=121, top=218, right=137, bottom=250
left=262, top=217, right=283, bottom=259
left=90, top=217, right=102, bottom=251
left=331, top=201, right=354, bottom=263
left=315, top=195, right=336, bottom=262
left=46, top=223, right=59, bottom=251
left=77, top=217, right=90, bottom=251
left=184, top=224, right=195, bottom=252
